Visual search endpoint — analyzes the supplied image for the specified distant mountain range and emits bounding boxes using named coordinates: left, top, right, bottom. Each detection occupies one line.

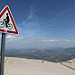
left=1, top=47, right=75, bottom=62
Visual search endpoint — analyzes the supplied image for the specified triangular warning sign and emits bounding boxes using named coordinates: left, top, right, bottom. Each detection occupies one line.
left=0, top=5, right=18, bottom=34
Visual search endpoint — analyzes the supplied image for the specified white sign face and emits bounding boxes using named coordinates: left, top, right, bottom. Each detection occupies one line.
left=0, top=5, right=18, bottom=34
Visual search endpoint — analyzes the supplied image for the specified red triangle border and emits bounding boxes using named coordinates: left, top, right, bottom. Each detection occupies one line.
left=0, top=5, right=18, bottom=34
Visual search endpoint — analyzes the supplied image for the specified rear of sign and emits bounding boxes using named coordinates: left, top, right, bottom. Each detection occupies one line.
left=0, top=5, right=18, bottom=34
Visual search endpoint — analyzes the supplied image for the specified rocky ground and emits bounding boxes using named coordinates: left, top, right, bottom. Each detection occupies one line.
left=62, top=59, right=75, bottom=70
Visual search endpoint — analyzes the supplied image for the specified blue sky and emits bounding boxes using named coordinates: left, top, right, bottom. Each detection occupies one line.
left=0, top=0, right=75, bottom=49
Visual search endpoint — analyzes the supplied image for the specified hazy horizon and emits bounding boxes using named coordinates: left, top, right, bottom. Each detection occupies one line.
left=0, top=0, right=75, bottom=49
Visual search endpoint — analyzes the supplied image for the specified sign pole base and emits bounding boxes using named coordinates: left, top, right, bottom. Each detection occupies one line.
left=1, top=33, right=6, bottom=75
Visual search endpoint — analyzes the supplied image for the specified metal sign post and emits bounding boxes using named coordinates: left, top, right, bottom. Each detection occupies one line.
left=1, top=33, right=6, bottom=75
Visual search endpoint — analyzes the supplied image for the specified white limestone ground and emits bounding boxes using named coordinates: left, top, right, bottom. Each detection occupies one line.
left=4, top=57, right=75, bottom=75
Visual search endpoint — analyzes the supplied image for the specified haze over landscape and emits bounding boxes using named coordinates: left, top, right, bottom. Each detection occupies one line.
left=0, top=0, right=75, bottom=49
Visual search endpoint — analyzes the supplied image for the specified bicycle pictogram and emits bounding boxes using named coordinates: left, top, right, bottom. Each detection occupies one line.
left=0, top=13, right=13, bottom=30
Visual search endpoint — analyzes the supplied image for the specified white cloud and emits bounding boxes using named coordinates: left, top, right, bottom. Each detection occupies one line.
left=42, top=39, right=59, bottom=42
left=5, top=35, right=75, bottom=49
left=21, top=38, right=60, bottom=44
left=64, top=39, right=70, bottom=42
left=6, top=35, right=16, bottom=39
left=18, top=37, right=24, bottom=40
left=28, top=5, right=35, bottom=19
left=6, top=35, right=24, bottom=42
